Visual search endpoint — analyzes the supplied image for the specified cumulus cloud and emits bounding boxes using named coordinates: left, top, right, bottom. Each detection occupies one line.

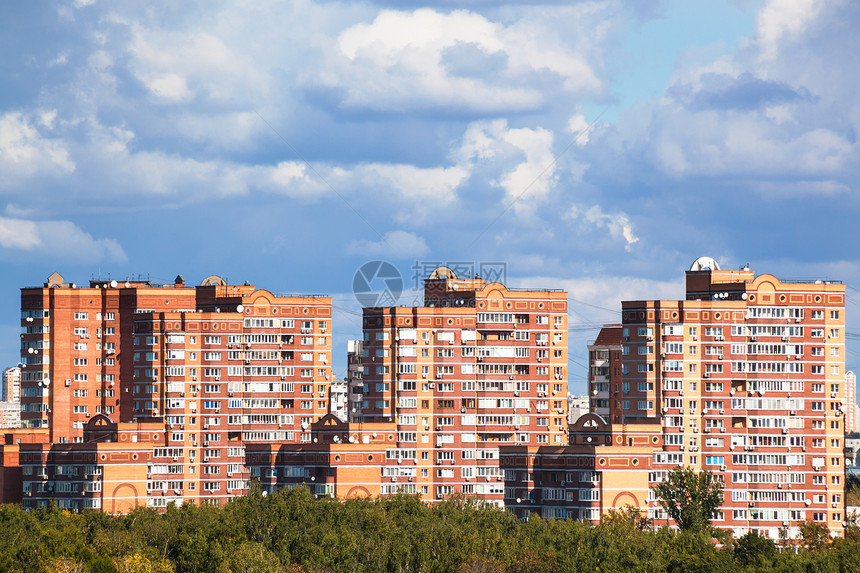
left=316, top=7, right=606, bottom=113
left=0, top=216, right=126, bottom=263
left=755, top=0, right=825, bottom=61
left=127, top=28, right=267, bottom=106
left=347, top=230, right=430, bottom=259
left=567, top=204, right=639, bottom=251
left=591, top=1, right=860, bottom=198
left=0, top=112, right=75, bottom=186
left=455, top=119, right=559, bottom=217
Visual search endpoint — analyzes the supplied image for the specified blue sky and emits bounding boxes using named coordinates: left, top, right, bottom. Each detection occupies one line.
left=1, top=0, right=858, bottom=393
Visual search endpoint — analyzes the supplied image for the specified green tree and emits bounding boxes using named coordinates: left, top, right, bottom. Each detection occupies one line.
left=652, top=466, right=723, bottom=532
left=732, top=530, right=777, bottom=569
left=845, top=474, right=860, bottom=506
left=798, top=519, right=831, bottom=552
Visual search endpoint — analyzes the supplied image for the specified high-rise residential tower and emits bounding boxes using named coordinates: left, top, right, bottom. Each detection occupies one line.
left=616, top=257, right=847, bottom=537
left=359, top=267, right=568, bottom=504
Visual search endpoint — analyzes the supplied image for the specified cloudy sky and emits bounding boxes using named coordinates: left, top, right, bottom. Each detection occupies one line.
left=1, top=0, right=858, bottom=392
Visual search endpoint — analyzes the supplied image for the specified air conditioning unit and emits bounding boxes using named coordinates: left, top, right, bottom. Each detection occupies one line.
left=719, top=427, right=725, bottom=433
left=720, top=465, right=726, bottom=471
left=703, top=373, right=709, bottom=378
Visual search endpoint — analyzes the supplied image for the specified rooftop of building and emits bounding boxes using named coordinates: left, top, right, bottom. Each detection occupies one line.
left=590, top=325, right=622, bottom=347
left=24, top=272, right=329, bottom=299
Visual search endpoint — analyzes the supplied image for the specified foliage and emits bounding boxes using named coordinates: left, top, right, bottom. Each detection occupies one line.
left=799, top=519, right=831, bottom=552
left=846, top=473, right=860, bottom=506
left=651, top=466, right=724, bottom=533
left=732, top=530, right=777, bottom=570
left=0, top=488, right=858, bottom=572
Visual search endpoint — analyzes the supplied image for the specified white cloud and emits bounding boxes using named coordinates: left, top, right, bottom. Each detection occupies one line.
left=347, top=230, right=430, bottom=259
left=0, top=112, right=75, bottom=186
left=496, top=126, right=557, bottom=215
left=0, top=216, right=126, bottom=263
left=319, top=7, right=606, bottom=113
left=567, top=204, right=639, bottom=251
left=756, top=0, right=825, bottom=61
left=127, top=28, right=267, bottom=106
left=146, top=73, right=193, bottom=103
left=360, top=163, right=468, bottom=204
left=455, top=119, right=559, bottom=217
left=0, top=217, right=40, bottom=250
left=567, top=113, right=591, bottom=146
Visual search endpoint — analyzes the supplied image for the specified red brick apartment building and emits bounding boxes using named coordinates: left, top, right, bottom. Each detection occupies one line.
left=241, top=268, right=652, bottom=519
left=588, top=257, right=848, bottom=538
left=357, top=268, right=569, bottom=505
left=2, top=262, right=848, bottom=540
left=13, top=273, right=331, bottom=510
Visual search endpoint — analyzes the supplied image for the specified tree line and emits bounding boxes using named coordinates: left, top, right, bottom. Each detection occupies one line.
left=0, top=484, right=858, bottom=572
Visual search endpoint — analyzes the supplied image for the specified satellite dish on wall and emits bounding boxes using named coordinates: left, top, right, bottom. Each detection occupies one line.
left=689, top=256, right=721, bottom=272
left=110, top=280, right=118, bottom=288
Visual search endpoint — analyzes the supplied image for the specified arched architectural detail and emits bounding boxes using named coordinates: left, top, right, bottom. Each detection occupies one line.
left=110, top=483, right=141, bottom=514
left=480, top=282, right=508, bottom=299
left=247, top=289, right=276, bottom=306
left=346, top=486, right=371, bottom=499
left=428, top=266, right=457, bottom=280
left=611, top=491, right=640, bottom=509
left=200, top=275, right=226, bottom=286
